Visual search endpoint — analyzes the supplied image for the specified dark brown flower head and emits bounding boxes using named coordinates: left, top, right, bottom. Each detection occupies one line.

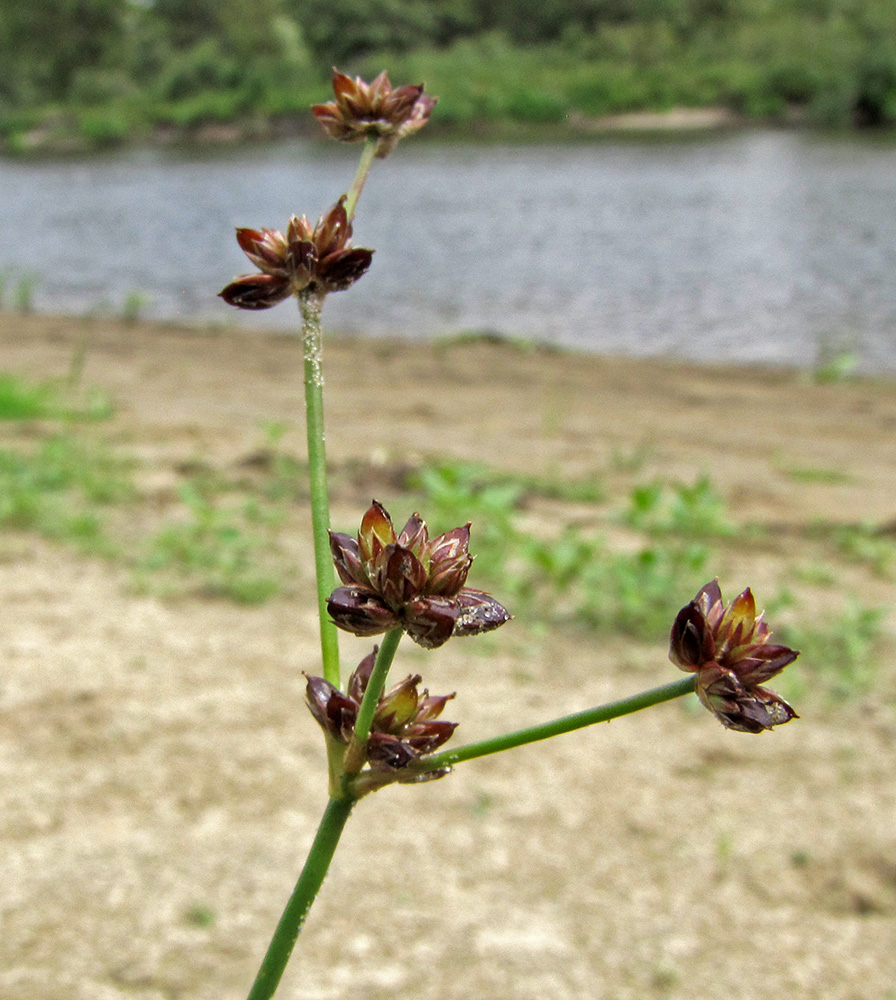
left=670, top=579, right=799, bottom=733
left=312, top=69, right=437, bottom=158
left=327, top=501, right=511, bottom=648
left=218, top=196, right=373, bottom=309
left=305, top=648, right=457, bottom=772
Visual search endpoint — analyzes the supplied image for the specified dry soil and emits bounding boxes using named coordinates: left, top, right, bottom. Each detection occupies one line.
left=1, top=314, right=895, bottom=1000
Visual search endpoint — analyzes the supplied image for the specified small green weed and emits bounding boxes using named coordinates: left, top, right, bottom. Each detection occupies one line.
left=779, top=599, right=887, bottom=700
left=780, top=463, right=854, bottom=485
left=121, top=289, right=151, bottom=324
left=0, top=372, right=112, bottom=422
left=609, top=440, right=653, bottom=474
left=533, top=475, right=605, bottom=505
left=411, top=460, right=711, bottom=637
left=250, top=421, right=305, bottom=502
left=12, top=275, right=37, bottom=313
left=831, top=523, right=895, bottom=579
left=407, top=459, right=604, bottom=601
left=408, top=461, right=524, bottom=577
left=470, top=790, right=495, bottom=817
left=567, top=541, right=711, bottom=639
left=183, top=903, right=216, bottom=928
left=0, top=434, right=134, bottom=552
left=789, top=562, right=837, bottom=588
left=0, top=403, right=292, bottom=600
left=409, top=460, right=603, bottom=518
left=808, top=520, right=896, bottom=579
left=812, top=351, right=858, bottom=384
left=620, top=475, right=735, bottom=539
left=0, top=374, right=61, bottom=420
left=139, top=483, right=281, bottom=603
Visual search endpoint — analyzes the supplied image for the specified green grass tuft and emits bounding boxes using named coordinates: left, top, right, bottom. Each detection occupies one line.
left=0, top=435, right=134, bottom=553
left=779, top=599, right=887, bottom=700
left=139, top=483, right=282, bottom=603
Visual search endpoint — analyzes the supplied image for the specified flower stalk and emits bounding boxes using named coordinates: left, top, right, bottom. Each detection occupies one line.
left=300, top=292, right=341, bottom=688
left=344, top=136, right=380, bottom=222
left=245, top=674, right=695, bottom=1000
left=244, top=795, right=354, bottom=1000
left=418, top=675, right=698, bottom=772
left=343, top=627, right=403, bottom=773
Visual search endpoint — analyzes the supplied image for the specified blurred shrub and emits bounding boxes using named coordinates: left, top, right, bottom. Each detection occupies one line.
left=68, top=67, right=140, bottom=106
left=76, top=108, right=130, bottom=147
left=5, top=0, right=896, bottom=141
left=153, top=38, right=244, bottom=102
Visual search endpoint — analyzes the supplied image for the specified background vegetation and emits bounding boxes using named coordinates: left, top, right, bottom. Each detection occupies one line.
left=2, top=0, right=896, bottom=151
left=0, top=367, right=890, bottom=707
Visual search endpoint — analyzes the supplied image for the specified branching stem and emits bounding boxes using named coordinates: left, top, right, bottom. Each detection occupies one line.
left=420, top=675, right=697, bottom=770
left=344, top=627, right=403, bottom=773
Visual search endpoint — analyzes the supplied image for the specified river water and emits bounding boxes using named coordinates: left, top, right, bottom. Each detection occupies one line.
left=2, top=130, right=895, bottom=370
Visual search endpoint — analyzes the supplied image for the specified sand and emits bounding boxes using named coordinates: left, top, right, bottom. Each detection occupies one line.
left=1, top=312, right=895, bottom=1000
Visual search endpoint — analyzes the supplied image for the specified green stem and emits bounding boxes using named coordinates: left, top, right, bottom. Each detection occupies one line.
left=420, top=675, right=697, bottom=771
left=344, top=628, right=403, bottom=773
left=299, top=292, right=340, bottom=689
left=343, top=136, right=379, bottom=222
left=245, top=795, right=354, bottom=1000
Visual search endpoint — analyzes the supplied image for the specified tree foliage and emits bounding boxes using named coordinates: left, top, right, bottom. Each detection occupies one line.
left=0, top=0, right=130, bottom=103
left=1, top=0, right=895, bottom=133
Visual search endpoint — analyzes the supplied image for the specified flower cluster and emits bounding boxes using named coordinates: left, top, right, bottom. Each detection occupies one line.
left=218, top=197, right=373, bottom=310
left=327, top=501, right=511, bottom=649
left=306, top=648, right=457, bottom=772
left=312, top=70, right=437, bottom=158
left=670, top=580, right=798, bottom=733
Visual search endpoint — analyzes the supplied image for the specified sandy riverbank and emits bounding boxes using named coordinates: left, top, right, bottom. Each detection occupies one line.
left=1, top=312, right=895, bottom=1000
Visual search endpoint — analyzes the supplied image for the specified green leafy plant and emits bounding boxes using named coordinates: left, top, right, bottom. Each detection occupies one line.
left=782, top=463, right=855, bottom=485
left=831, top=523, right=896, bottom=579
left=813, top=350, right=859, bottom=384
left=139, top=482, right=281, bottom=603
left=621, top=474, right=736, bottom=538
left=807, top=519, right=896, bottom=579
left=121, top=289, right=152, bottom=324
left=565, top=540, right=712, bottom=639
left=779, top=599, right=886, bottom=700
left=12, top=275, right=37, bottom=313
left=0, top=434, right=133, bottom=553
left=0, top=373, right=62, bottom=420
left=0, top=372, right=111, bottom=422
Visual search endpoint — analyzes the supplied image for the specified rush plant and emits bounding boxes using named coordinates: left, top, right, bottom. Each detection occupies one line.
left=218, top=69, right=800, bottom=1000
